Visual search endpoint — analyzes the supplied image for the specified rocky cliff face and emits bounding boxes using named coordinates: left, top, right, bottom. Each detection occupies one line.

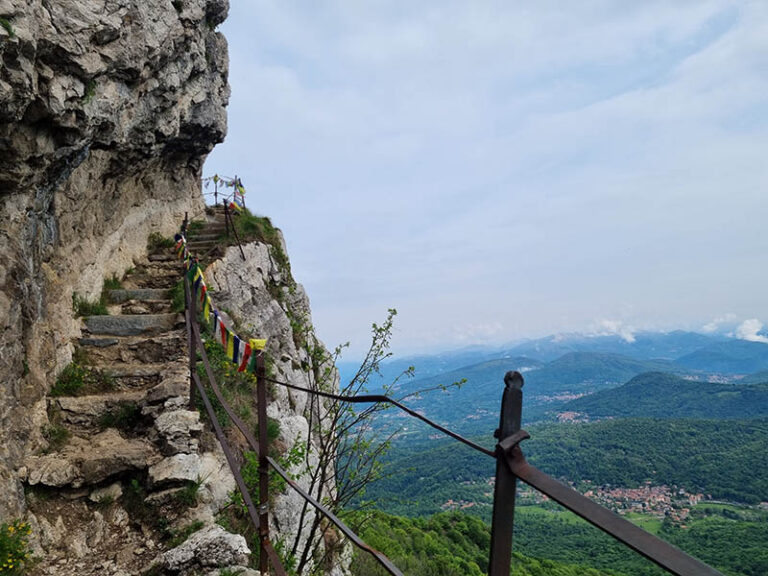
left=207, top=241, right=348, bottom=575
left=0, top=0, right=229, bottom=518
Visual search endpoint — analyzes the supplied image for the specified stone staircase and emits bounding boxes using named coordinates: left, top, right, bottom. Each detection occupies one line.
left=24, top=222, right=253, bottom=576
left=184, top=205, right=230, bottom=262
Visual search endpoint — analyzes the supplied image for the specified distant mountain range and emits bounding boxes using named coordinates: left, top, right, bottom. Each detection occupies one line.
left=338, top=330, right=768, bottom=436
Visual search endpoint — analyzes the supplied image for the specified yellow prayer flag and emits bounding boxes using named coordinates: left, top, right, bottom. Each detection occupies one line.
left=250, top=339, right=267, bottom=350
left=226, top=330, right=235, bottom=360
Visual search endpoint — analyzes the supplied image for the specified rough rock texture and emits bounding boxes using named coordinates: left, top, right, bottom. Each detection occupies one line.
left=206, top=241, right=349, bottom=576
left=0, top=0, right=229, bottom=518
left=158, top=524, right=250, bottom=573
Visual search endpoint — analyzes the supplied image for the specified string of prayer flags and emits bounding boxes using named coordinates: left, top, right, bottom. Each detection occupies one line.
left=174, top=228, right=268, bottom=376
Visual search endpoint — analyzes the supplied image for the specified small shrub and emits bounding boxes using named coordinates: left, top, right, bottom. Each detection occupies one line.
left=0, top=520, right=32, bottom=574
left=266, top=418, right=281, bottom=444
left=98, top=403, right=141, bottom=431
left=50, top=363, right=88, bottom=396
left=123, top=478, right=152, bottom=524
left=173, top=476, right=205, bottom=508
left=82, top=79, right=96, bottom=104
left=103, top=275, right=122, bottom=291
left=0, top=17, right=15, bottom=39
left=169, top=280, right=185, bottom=313
left=147, top=232, right=175, bottom=252
left=186, top=220, right=206, bottom=236
left=72, top=293, right=108, bottom=317
left=50, top=361, right=114, bottom=397
left=165, top=520, right=204, bottom=548
left=42, top=424, right=71, bottom=452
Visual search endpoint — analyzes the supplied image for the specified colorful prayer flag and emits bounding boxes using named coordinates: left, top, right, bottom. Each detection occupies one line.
left=238, top=342, right=252, bottom=372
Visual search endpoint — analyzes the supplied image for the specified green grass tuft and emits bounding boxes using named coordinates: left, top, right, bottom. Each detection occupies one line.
left=72, top=293, right=109, bottom=317
left=98, top=403, right=142, bottom=432
left=42, top=424, right=71, bottom=453
left=170, top=279, right=185, bottom=313
left=147, top=232, right=175, bottom=252
left=50, top=360, right=114, bottom=397
left=0, top=17, right=15, bottom=39
left=165, top=521, right=204, bottom=549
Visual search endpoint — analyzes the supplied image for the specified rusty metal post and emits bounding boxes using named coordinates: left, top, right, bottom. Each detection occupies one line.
left=255, top=353, right=270, bottom=574
left=224, top=201, right=230, bottom=240
left=488, top=371, right=524, bottom=576
left=184, top=274, right=197, bottom=410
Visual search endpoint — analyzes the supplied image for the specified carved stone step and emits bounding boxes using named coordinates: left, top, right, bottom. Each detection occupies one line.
left=148, top=253, right=177, bottom=262
left=122, top=274, right=180, bottom=290
left=118, top=300, right=173, bottom=315
left=24, top=429, right=161, bottom=488
left=83, top=313, right=180, bottom=336
left=77, top=330, right=187, bottom=364
left=108, top=289, right=171, bottom=303
left=187, top=233, right=223, bottom=242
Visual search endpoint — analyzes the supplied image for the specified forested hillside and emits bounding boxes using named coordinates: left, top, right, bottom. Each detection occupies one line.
left=361, top=419, right=768, bottom=516
left=563, top=372, right=768, bottom=419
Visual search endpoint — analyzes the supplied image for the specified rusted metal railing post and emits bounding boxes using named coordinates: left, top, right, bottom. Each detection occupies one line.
left=224, top=201, right=230, bottom=240
left=488, top=371, right=524, bottom=576
left=255, top=353, right=270, bottom=574
left=184, top=274, right=197, bottom=410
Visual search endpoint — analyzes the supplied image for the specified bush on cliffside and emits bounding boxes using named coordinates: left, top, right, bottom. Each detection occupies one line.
left=0, top=520, right=32, bottom=575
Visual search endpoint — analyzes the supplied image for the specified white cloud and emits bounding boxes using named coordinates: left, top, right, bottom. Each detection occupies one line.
left=591, top=320, right=636, bottom=343
left=701, top=313, right=738, bottom=333
left=735, top=319, right=768, bottom=343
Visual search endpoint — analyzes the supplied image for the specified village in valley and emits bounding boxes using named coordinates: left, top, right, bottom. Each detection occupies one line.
left=442, top=478, right=709, bottom=525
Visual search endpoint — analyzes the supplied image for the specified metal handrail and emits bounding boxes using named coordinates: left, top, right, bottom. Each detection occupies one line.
left=184, top=275, right=287, bottom=575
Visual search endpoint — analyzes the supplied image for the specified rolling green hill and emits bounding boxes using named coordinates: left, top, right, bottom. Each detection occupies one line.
left=563, top=372, right=768, bottom=419
left=359, top=419, right=768, bottom=516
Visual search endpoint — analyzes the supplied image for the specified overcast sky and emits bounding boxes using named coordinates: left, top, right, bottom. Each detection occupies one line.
left=205, top=1, right=768, bottom=359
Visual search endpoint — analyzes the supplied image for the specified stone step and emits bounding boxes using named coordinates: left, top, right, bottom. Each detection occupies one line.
left=187, top=233, right=222, bottom=242
left=187, top=239, right=218, bottom=248
left=100, top=362, right=169, bottom=390
left=83, top=313, right=180, bottom=336
left=78, top=330, right=187, bottom=364
left=24, top=429, right=161, bottom=488
left=119, top=300, right=174, bottom=315
left=122, top=274, right=179, bottom=290
left=148, top=253, right=177, bottom=262
left=108, top=289, right=171, bottom=303
left=135, top=262, right=181, bottom=274
left=49, top=389, right=147, bottom=428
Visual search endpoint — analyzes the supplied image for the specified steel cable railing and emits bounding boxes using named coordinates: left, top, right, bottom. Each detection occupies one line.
left=262, top=375, right=496, bottom=458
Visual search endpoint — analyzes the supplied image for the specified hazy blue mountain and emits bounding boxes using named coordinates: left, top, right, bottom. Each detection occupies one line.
left=368, top=353, right=688, bottom=437
left=339, top=330, right=722, bottom=393
left=528, top=352, right=677, bottom=390
left=673, top=340, right=768, bottom=373
left=337, top=346, right=507, bottom=392
left=563, top=371, right=768, bottom=419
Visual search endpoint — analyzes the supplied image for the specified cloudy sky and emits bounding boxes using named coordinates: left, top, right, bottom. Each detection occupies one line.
left=205, top=1, right=768, bottom=358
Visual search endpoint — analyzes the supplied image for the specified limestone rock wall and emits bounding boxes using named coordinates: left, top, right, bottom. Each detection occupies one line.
left=0, top=0, right=229, bottom=518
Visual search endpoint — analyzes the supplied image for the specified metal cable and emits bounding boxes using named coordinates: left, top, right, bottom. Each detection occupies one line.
left=263, top=376, right=496, bottom=458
